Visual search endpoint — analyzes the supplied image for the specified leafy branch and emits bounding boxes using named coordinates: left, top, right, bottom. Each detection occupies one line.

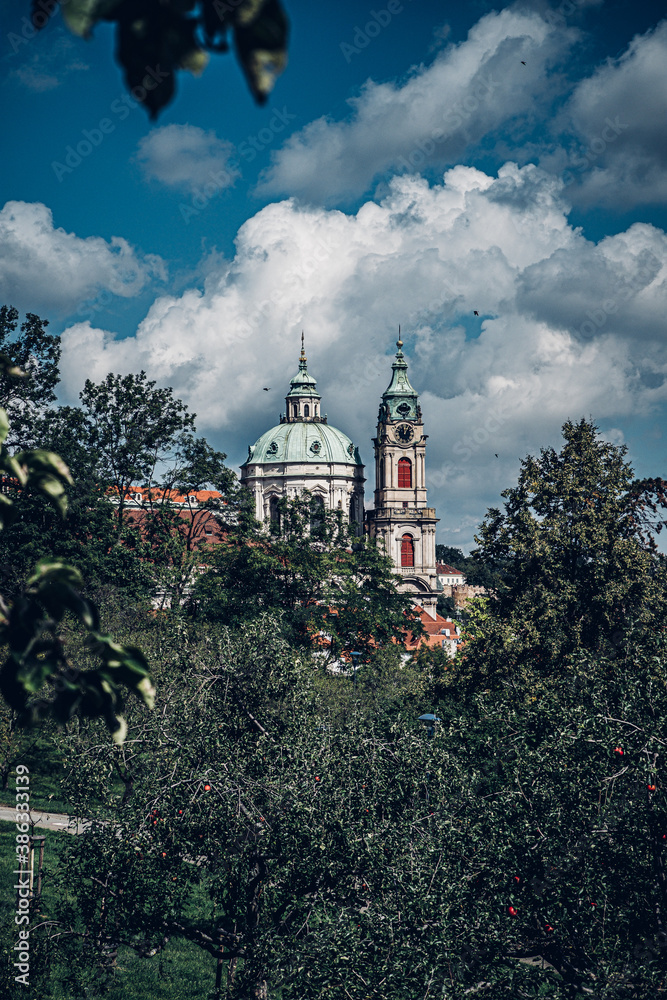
left=32, top=0, right=290, bottom=119
left=0, top=356, right=153, bottom=741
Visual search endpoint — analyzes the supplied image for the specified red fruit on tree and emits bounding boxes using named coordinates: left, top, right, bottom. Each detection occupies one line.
left=315, top=776, right=320, bottom=782
left=648, top=784, right=657, bottom=791
left=545, top=924, right=554, bottom=932
left=513, top=876, right=520, bottom=882
left=204, top=784, right=211, bottom=791
left=508, top=906, right=517, bottom=916
left=614, top=747, right=624, bottom=755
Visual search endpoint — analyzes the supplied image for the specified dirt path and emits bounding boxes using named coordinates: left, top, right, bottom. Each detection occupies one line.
left=0, top=804, right=88, bottom=834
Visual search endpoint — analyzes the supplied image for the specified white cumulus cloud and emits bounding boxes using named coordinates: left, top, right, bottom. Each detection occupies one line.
left=135, top=124, right=240, bottom=195
left=0, top=201, right=166, bottom=317
left=58, top=163, right=667, bottom=550
left=257, top=6, right=577, bottom=204
left=560, top=19, right=667, bottom=209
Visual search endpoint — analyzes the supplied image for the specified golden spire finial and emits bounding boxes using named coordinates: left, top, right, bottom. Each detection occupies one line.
left=397, top=324, right=403, bottom=351
left=300, top=330, right=306, bottom=359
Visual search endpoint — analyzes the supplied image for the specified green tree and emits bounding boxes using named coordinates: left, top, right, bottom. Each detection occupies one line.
left=0, top=306, right=60, bottom=448
left=458, top=418, right=667, bottom=692
left=140, top=434, right=246, bottom=608
left=435, top=542, right=506, bottom=590
left=192, top=494, right=423, bottom=659
left=0, top=401, right=153, bottom=598
left=0, top=370, right=153, bottom=738
left=435, top=544, right=465, bottom=566
left=18, top=616, right=667, bottom=999
left=78, top=371, right=196, bottom=530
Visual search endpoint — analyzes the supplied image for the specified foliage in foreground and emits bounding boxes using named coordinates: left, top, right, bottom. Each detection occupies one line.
left=6, top=612, right=667, bottom=1000
left=30, top=0, right=289, bottom=118
left=0, top=350, right=154, bottom=739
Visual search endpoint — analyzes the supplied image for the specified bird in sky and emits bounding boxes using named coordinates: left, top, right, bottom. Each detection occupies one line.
left=521, top=60, right=526, bottom=65
left=495, top=454, right=498, bottom=458
left=263, top=387, right=271, bottom=391
left=474, top=310, right=479, bottom=316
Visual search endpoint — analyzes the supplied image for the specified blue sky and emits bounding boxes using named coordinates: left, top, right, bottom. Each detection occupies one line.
left=1, top=0, right=666, bottom=551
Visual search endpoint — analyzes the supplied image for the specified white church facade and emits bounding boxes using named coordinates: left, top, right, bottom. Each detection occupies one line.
left=240, top=334, right=441, bottom=619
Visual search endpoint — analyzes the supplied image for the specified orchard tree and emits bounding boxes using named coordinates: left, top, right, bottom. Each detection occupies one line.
left=457, top=418, right=667, bottom=692
left=19, top=616, right=667, bottom=999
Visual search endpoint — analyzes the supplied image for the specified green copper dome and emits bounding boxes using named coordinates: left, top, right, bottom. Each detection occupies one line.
left=245, top=421, right=363, bottom=466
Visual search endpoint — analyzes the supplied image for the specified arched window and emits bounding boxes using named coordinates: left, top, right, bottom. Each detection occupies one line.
left=349, top=495, right=356, bottom=524
left=269, top=496, right=281, bottom=532
left=401, top=534, right=414, bottom=567
left=304, top=404, right=310, bottom=417
left=293, top=403, right=299, bottom=417
left=310, top=495, right=325, bottom=536
left=398, top=457, right=412, bottom=488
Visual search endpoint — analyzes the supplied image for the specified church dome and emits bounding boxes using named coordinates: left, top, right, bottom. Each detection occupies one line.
left=246, top=421, right=362, bottom=466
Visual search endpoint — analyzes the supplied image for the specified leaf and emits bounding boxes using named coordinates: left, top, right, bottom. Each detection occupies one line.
left=61, top=0, right=123, bottom=38
left=111, top=715, right=128, bottom=745
left=233, top=0, right=289, bottom=104
left=28, top=559, right=84, bottom=591
left=181, top=47, right=210, bottom=76
left=136, top=674, right=157, bottom=710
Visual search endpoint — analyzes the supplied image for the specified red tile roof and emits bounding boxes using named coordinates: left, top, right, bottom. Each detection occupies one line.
left=405, top=606, right=461, bottom=650
left=436, top=562, right=463, bottom=575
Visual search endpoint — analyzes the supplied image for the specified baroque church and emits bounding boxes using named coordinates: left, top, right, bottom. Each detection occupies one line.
left=241, top=334, right=440, bottom=619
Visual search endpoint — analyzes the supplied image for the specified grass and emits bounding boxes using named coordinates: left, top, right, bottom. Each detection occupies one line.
left=0, top=820, right=225, bottom=998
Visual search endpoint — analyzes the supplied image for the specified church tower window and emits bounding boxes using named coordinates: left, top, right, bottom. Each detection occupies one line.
left=398, top=457, right=412, bottom=488
left=401, top=534, right=414, bottom=567
left=304, top=404, right=310, bottom=417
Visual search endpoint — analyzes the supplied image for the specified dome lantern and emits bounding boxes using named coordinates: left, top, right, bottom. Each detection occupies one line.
left=284, top=332, right=323, bottom=423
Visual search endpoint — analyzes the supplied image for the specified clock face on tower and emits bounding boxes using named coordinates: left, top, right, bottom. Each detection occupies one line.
left=396, top=423, right=414, bottom=443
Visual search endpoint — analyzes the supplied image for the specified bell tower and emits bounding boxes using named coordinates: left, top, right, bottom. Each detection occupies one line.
left=366, top=335, right=439, bottom=618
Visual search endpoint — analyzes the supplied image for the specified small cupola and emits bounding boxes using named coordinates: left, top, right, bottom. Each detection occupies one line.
left=283, top=332, right=325, bottom=423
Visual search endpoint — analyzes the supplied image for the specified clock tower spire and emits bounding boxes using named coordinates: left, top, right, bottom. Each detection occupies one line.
left=366, top=334, right=439, bottom=618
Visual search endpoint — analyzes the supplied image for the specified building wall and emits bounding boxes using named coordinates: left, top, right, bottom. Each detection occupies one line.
left=241, top=461, right=365, bottom=530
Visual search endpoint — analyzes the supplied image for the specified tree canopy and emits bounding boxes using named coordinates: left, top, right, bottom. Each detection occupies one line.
left=192, top=494, right=423, bottom=660
left=455, top=418, right=667, bottom=692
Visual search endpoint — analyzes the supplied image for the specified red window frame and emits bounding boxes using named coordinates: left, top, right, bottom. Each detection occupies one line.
left=398, top=457, right=412, bottom=488
left=401, top=534, right=414, bottom=567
